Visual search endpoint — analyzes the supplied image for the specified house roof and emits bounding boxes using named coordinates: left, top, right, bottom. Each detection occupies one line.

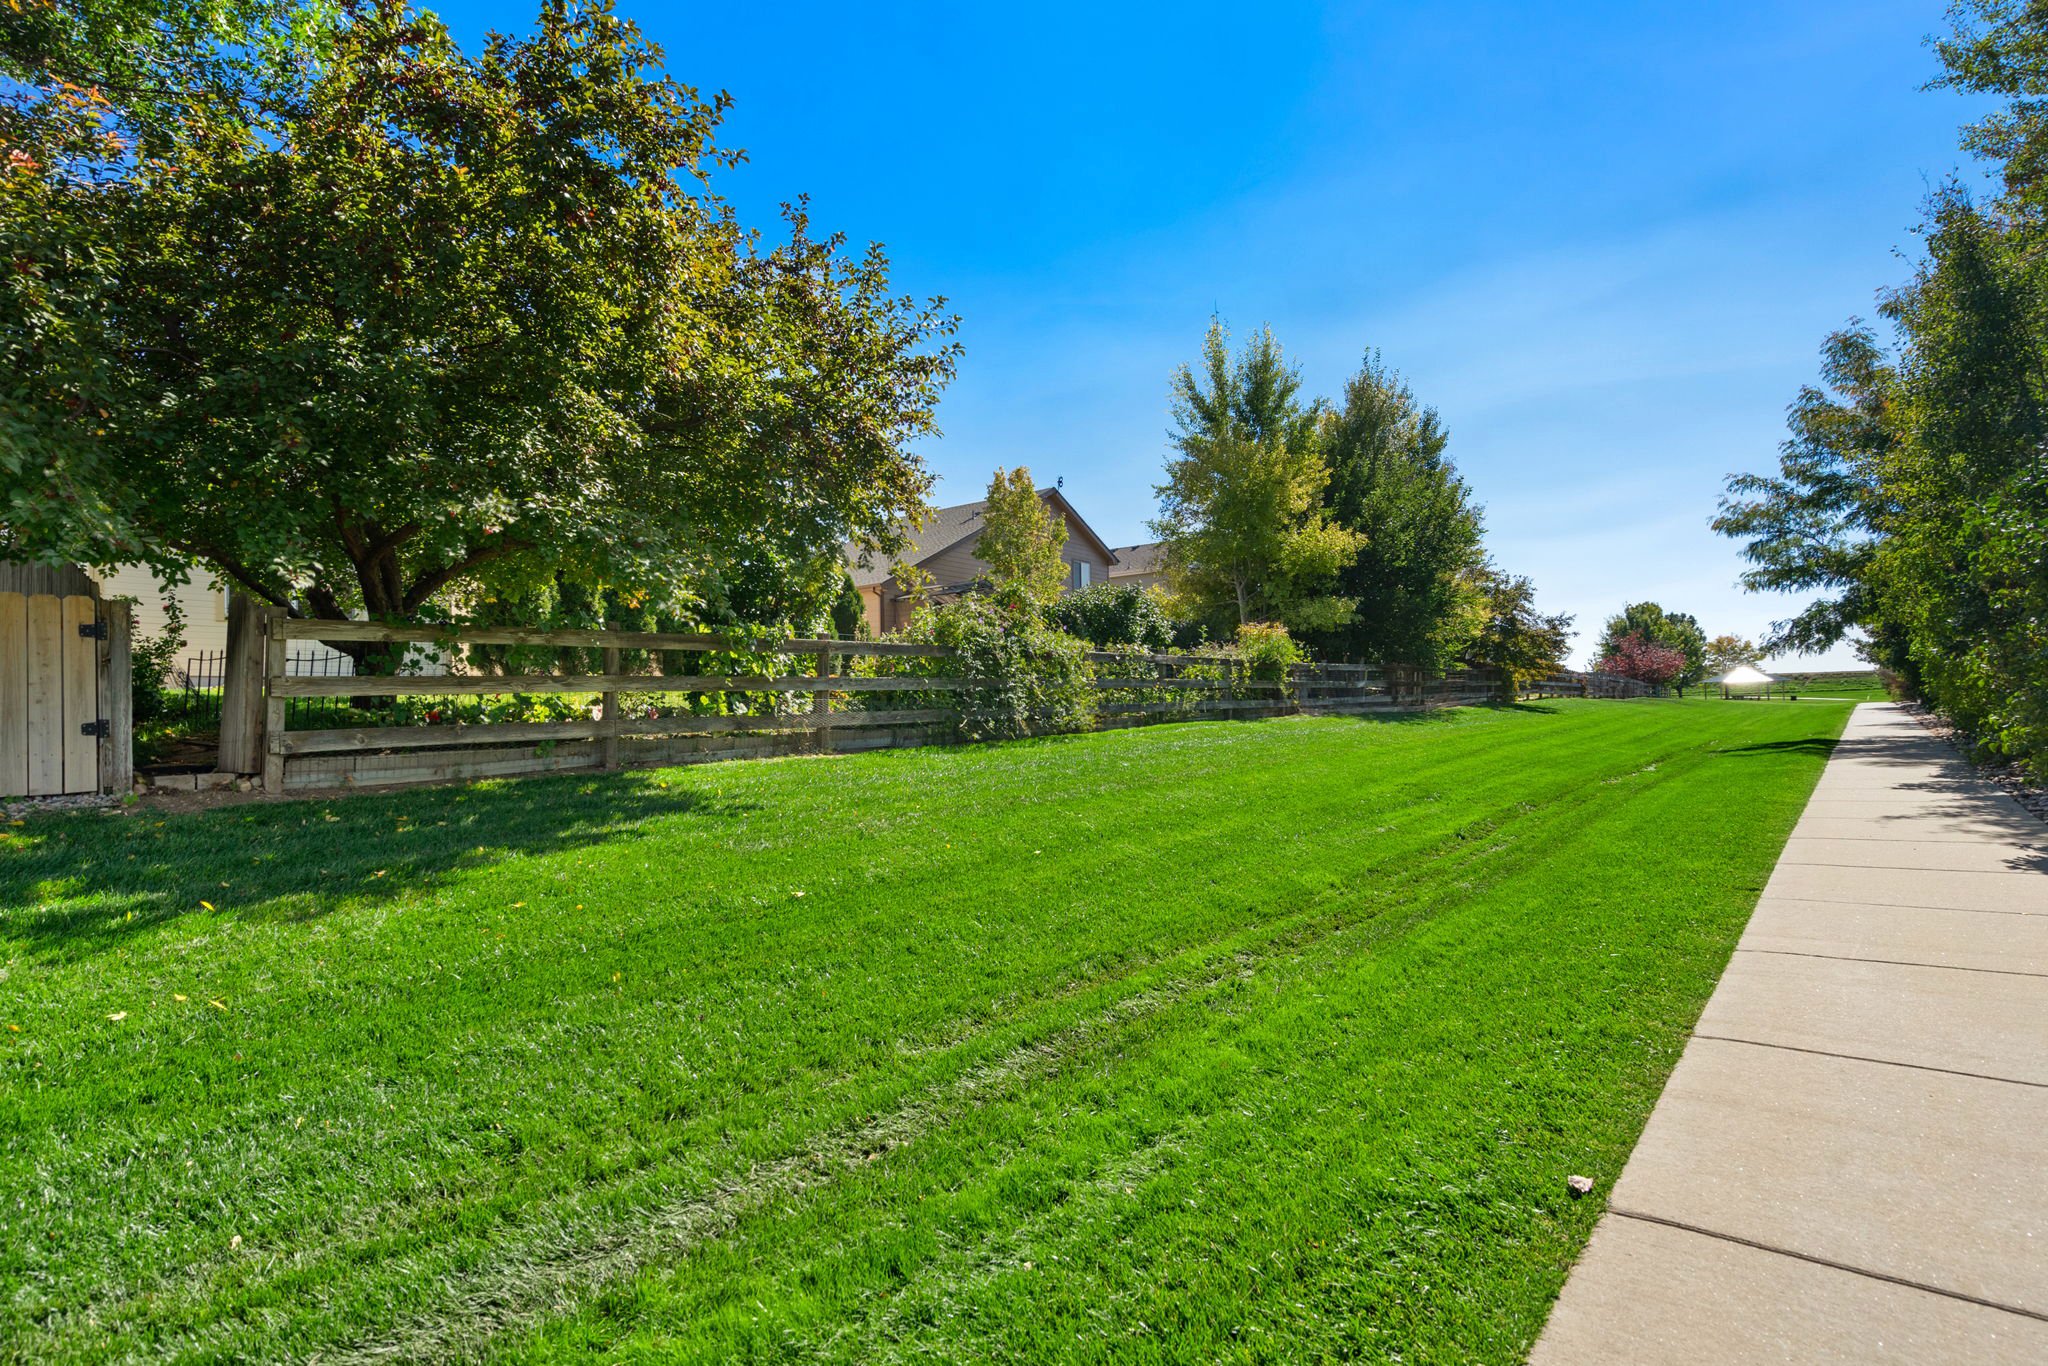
left=844, top=488, right=1119, bottom=590
left=1106, top=541, right=1165, bottom=578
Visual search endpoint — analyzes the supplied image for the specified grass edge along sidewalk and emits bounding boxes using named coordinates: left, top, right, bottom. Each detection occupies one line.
left=1530, top=702, right=2048, bottom=1363
left=0, top=699, right=1845, bottom=1363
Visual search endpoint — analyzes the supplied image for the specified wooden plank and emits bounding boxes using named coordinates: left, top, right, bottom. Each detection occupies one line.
left=1080, top=648, right=1237, bottom=667
left=0, top=593, right=26, bottom=796
left=267, top=672, right=970, bottom=699
left=273, top=617, right=956, bottom=657
left=25, top=595, right=63, bottom=795
left=1089, top=676, right=1280, bottom=692
left=273, top=708, right=961, bottom=756
left=99, top=600, right=132, bottom=795
left=1097, top=698, right=1297, bottom=716
left=0, top=562, right=96, bottom=596
left=284, top=744, right=605, bottom=791
left=60, top=596, right=97, bottom=793
left=261, top=607, right=287, bottom=792
left=216, top=592, right=266, bottom=774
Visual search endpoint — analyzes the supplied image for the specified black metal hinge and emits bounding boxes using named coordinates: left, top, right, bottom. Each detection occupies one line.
left=78, top=620, right=107, bottom=640
left=80, top=719, right=110, bottom=738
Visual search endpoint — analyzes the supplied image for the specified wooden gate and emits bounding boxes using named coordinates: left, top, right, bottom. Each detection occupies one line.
left=0, top=563, right=132, bottom=798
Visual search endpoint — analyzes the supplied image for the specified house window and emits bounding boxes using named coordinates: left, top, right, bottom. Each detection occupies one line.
left=1073, top=560, right=1090, bottom=589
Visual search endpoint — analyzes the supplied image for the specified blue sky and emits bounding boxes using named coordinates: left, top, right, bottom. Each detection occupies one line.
left=441, top=1, right=1992, bottom=667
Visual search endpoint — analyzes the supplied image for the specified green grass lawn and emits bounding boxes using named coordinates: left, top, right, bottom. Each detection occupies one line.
left=1728, top=670, right=1891, bottom=703
left=1, top=699, right=1848, bottom=1363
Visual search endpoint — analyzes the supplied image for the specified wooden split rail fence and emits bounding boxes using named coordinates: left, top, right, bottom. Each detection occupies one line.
left=225, top=610, right=1644, bottom=792
left=1523, top=671, right=1657, bottom=701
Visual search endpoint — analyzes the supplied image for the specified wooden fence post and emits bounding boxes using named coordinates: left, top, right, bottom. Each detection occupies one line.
left=600, top=636, right=621, bottom=770
left=98, top=598, right=132, bottom=795
left=217, top=591, right=265, bottom=774
left=260, top=606, right=286, bottom=792
left=813, top=635, right=833, bottom=754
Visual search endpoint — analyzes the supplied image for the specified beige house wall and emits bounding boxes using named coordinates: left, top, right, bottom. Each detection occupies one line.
left=920, top=518, right=1116, bottom=594
left=89, top=564, right=229, bottom=655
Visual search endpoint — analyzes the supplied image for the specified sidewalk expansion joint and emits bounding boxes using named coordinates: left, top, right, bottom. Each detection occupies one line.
left=1735, top=947, right=2048, bottom=979
left=1776, top=861, right=2044, bottom=875
left=1689, top=1033, right=2048, bottom=1090
left=1606, top=1208, right=2048, bottom=1325
left=1757, top=894, right=2032, bottom=919
left=1785, top=834, right=2047, bottom=846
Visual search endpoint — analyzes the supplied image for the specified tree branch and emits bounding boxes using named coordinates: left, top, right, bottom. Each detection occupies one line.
left=401, top=537, right=529, bottom=614
left=172, top=541, right=290, bottom=608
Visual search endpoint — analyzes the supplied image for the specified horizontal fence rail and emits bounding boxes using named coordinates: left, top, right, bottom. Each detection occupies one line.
left=238, top=610, right=1650, bottom=792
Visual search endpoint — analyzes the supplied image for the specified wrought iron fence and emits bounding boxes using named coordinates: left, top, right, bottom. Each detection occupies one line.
left=178, top=649, right=356, bottom=727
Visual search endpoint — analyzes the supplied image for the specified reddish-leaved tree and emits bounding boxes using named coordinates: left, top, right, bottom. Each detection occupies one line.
left=1596, top=632, right=1687, bottom=690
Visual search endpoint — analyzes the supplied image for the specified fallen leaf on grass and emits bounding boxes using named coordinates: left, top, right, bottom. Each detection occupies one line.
left=199, top=900, right=214, bottom=911
left=107, top=1012, right=127, bottom=1021
left=208, top=999, right=227, bottom=1011
left=173, top=994, right=187, bottom=1002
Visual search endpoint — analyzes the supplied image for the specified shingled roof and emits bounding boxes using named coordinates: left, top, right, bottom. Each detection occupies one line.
left=1106, top=541, right=1164, bottom=578
left=843, top=489, right=1118, bottom=590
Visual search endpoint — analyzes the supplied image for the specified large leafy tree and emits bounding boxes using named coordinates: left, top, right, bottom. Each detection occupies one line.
left=2, top=0, right=957, bottom=663
left=1596, top=633, right=1687, bottom=690
left=1704, top=634, right=1764, bottom=677
left=1462, top=567, right=1571, bottom=692
left=1715, top=0, right=2048, bottom=771
left=1313, top=351, right=1487, bottom=667
left=1876, top=192, right=2048, bottom=759
left=1712, top=327, right=1901, bottom=661
left=1595, top=602, right=1707, bottom=693
left=974, top=466, right=1068, bottom=609
left=1151, top=320, right=1362, bottom=633
left=2, top=0, right=311, bottom=569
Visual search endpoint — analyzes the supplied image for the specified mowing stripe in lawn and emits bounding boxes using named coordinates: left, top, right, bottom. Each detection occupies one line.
left=0, top=699, right=1844, bottom=1363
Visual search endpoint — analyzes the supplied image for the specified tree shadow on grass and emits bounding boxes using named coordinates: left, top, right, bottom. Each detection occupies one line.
left=1713, top=737, right=1841, bottom=758
left=0, top=770, right=760, bottom=966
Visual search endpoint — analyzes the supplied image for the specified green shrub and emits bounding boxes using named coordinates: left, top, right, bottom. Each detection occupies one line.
left=881, top=596, right=1095, bottom=741
left=830, top=572, right=867, bottom=639
left=1233, top=621, right=1304, bottom=682
left=123, top=597, right=186, bottom=728
left=1045, top=582, right=1176, bottom=651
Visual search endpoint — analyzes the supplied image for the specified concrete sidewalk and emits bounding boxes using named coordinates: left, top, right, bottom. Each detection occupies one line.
left=1530, top=703, right=2048, bottom=1364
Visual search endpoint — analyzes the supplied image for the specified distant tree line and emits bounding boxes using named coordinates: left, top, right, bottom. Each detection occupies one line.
left=1146, top=320, right=1571, bottom=688
left=1716, top=0, right=2048, bottom=775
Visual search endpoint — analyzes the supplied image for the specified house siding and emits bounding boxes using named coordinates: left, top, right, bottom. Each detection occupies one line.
left=920, top=518, right=1115, bottom=597
left=89, top=565, right=229, bottom=659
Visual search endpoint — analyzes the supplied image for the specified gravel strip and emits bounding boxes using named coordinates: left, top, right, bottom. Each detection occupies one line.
left=1, top=792, right=119, bottom=821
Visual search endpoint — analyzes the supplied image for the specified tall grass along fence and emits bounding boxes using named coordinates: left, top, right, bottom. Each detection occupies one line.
left=225, top=610, right=1650, bottom=792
